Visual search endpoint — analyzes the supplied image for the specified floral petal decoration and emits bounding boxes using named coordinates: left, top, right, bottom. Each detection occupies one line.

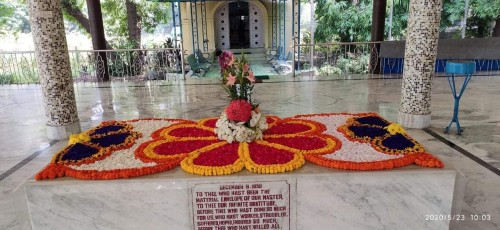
left=243, top=142, right=305, bottom=174
left=136, top=116, right=340, bottom=176
left=36, top=113, right=443, bottom=180
left=181, top=142, right=245, bottom=176
left=36, top=119, right=183, bottom=180
left=54, top=143, right=105, bottom=164
left=296, top=113, right=444, bottom=170
left=47, top=121, right=142, bottom=167
left=352, top=115, right=390, bottom=127
left=338, top=114, right=425, bottom=156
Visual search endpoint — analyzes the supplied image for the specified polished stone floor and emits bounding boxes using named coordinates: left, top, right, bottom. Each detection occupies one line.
left=0, top=75, right=499, bottom=229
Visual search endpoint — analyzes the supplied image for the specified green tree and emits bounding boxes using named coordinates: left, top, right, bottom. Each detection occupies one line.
left=60, top=0, right=114, bottom=47
left=387, top=0, right=409, bottom=40
left=0, top=2, right=14, bottom=36
left=314, top=0, right=373, bottom=42
left=59, top=0, right=171, bottom=49
left=0, top=1, right=30, bottom=36
left=101, top=0, right=171, bottom=48
left=314, top=0, right=499, bottom=43
left=441, top=0, right=500, bottom=37
left=477, top=0, right=500, bottom=36
left=1, top=0, right=170, bottom=48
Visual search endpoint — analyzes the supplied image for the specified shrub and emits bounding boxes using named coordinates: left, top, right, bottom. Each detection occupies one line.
left=318, top=64, right=342, bottom=76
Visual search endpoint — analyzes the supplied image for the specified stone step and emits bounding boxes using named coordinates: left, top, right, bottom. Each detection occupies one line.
left=238, top=55, right=267, bottom=63
left=245, top=57, right=267, bottom=62
left=229, top=48, right=266, bottom=54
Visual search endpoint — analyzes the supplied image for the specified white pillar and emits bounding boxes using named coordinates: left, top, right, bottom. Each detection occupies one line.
left=28, top=0, right=81, bottom=139
left=398, top=0, right=442, bottom=129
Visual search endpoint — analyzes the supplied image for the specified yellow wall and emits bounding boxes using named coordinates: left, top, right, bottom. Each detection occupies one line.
left=180, top=0, right=294, bottom=55
left=180, top=2, right=219, bottom=55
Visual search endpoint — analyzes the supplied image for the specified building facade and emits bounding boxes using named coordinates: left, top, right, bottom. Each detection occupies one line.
left=177, top=0, right=296, bottom=56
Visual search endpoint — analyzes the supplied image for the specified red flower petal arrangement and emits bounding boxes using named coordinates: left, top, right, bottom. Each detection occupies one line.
left=139, top=116, right=338, bottom=176
left=35, top=113, right=444, bottom=180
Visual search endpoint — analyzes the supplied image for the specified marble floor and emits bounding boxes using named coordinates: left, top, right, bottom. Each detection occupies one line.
left=0, top=74, right=499, bottom=229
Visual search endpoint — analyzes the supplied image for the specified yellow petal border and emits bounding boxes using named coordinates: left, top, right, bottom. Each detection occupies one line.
left=241, top=142, right=306, bottom=174
left=180, top=142, right=245, bottom=176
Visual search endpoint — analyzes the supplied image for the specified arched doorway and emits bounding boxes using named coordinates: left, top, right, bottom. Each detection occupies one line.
left=215, top=1, right=264, bottom=50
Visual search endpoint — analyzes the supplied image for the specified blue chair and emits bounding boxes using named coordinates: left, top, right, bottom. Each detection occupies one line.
left=444, top=61, right=476, bottom=135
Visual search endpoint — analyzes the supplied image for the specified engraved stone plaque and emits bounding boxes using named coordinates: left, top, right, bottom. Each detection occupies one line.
left=191, top=181, right=290, bottom=230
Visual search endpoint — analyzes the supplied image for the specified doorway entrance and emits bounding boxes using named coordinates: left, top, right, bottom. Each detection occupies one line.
left=229, top=2, right=249, bottom=48
left=215, top=1, right=264, bottom=50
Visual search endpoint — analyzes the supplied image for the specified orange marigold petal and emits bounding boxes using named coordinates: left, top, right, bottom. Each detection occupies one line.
left=305, top=154, right=417, bottom=171
left=35, top=164, right=67, bottom=180
left=60, top=159, right=182, bottom=180
left=413, top=153, right=444, bottom=168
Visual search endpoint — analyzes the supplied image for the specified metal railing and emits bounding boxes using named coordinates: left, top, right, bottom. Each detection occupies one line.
left=293, top=42, right=381, bottom=77
left=0, top=51, right=39, bottom=84
left=0, top=48, right=184, bottom=85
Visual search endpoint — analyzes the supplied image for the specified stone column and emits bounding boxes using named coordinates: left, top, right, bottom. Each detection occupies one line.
left=28, top=0, right=81, bottom=139
left=398, top=0, right=442, bottom=129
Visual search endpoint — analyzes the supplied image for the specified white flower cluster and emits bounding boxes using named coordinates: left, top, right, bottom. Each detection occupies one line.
left=215, top=111, right=268, bottom=143
left=300, top=115, right=403, bottom=162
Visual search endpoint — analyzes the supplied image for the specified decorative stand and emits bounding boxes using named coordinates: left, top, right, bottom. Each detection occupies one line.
left=444, top=61, right=476, bottom=135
